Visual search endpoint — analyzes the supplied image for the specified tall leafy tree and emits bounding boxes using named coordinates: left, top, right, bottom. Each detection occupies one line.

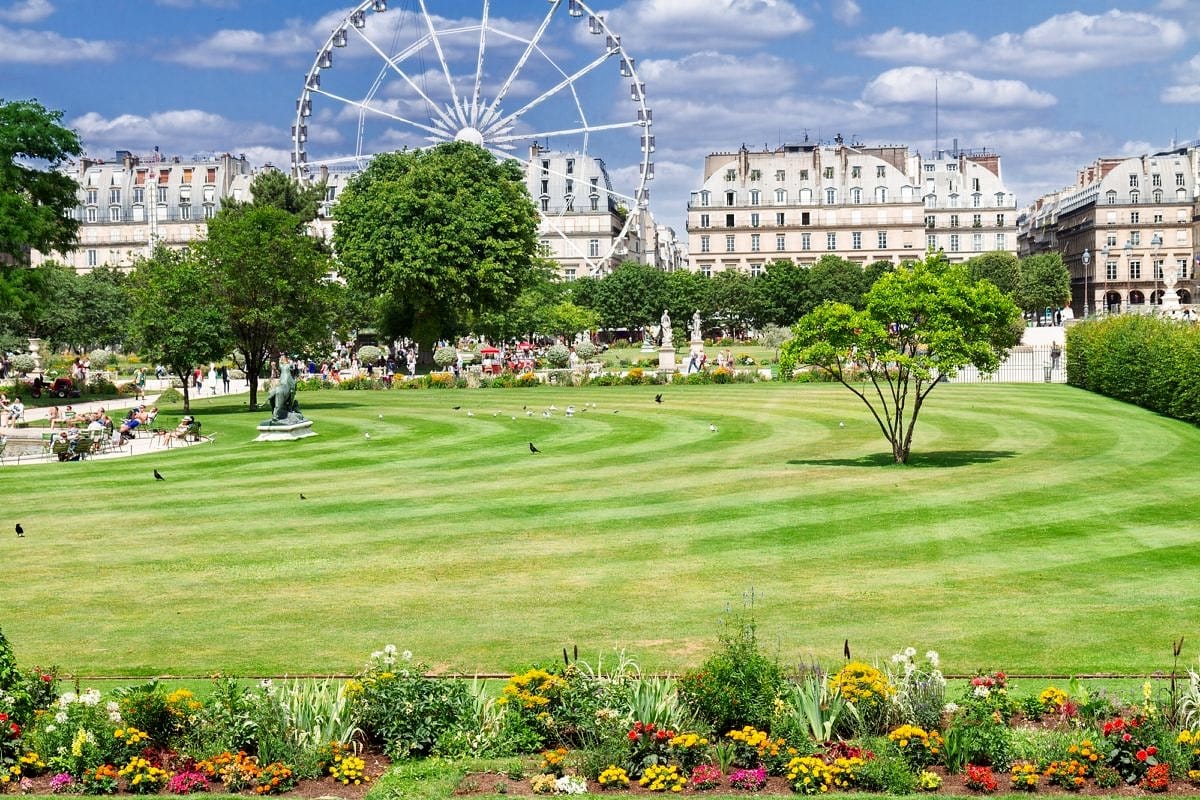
left=332, top=142, right=541, bottom=354
left=197, top=204, right=336, bottom=409
left=231, top=169, right=326, bottom=223
left=1017, top=252, right=1071, bottom=318
left=782, top=254, right=1021, bottom=464
left=0, top=99, right=82, bottom=264
left=586, top=260, right=668, bottom=331
left=754, top=259, right=811, bottom=326
left=966, top=251, right=1021, bottom=297
left=127, top=248, right=231, bottom=412
left=705, top=268, right=755, bottom=335
left=807, top=254, right=871, bottom=308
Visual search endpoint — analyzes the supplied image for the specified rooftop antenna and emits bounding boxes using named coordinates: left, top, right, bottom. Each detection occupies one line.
left=934, top=77, right=939, bottom=156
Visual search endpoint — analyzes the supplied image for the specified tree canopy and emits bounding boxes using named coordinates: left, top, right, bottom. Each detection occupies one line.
left=0, top=99, right=82, bottom=264
left=197, top=203, right=337, bottom=408
left=332, top=142, right=542, bottom=351
left=126, top=248, right=232, bottom=412
left=966, top=251, right=1021, bottom=297
left=1017, top=252, right=1071, bottom=316
left=232, top=169, right=327, bottom=223
left=782, top=254, right=1021, bottom=464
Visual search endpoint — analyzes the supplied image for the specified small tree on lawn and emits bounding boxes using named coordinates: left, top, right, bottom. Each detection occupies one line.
left=127, top=248, right=231, bottom=412
left=781, top=253, right=1021, bottom=464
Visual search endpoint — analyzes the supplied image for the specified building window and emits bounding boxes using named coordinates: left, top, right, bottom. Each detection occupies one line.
left=1131, top=230, right=1141, bottom=245
left=949, top=234, right=960, bottom=252
left=972, top=214, right=982, bottom=227
left=776, top=234, right=786, bottom=251
left=949, top=194, right=959, bottom=208
left=749, top=190, right=761, bottom=206
left=927, top=234, right=937, bottom=250
left=925, top=215, right=935, bottom=228
left=86, top=249, right=97, bottom=267
left=133, top=187, right=145, bottom=204
left=996, top=213, right=1005, bottom=227
left=1154, top=259, right=1164, bottom=280
left=950, top=214, right=959, bottom=228
left=725, top=213, right=735, bottom=227
left=725, top=235, right=735, bottom=252
left=775, top=170, right=785, bottom=180
left=852, top=231, right=862, bottom=250
left=775, top=212, right=785, bottom=225
left=156, top=187, right=167, bottom=203
left=1106, top=190, right=1117, bottom=204
left=750, top=213, right=760, bottom=228
left=850, top=187, right=862, bottom=204
left=750, top=234, right=760, bottom=252
left=1153, top=190, right=1163, bottom=204
left=700, top=235, right=711, bottom=253
left=109, top=188, right=121, bottom=204
left=851, top=166, right=861, bottom=179
left=946, top=163, right=958, bottom=172
left=924, top=163, right=935, bottom=172
left=725, top=168, right=737, bottom=181
left=541, top=159, right=550, bottom=173
left=590, top=196, right=599, bottom=211
left=1179, top=258, right=1190, bottom=279
left=564, top=268, right=576, bottom=281
left=1130, top=211, right=1140, bottom=224
left=825, top=188, right=836, bottom=204
left=801, top=233, right=811, bottom=251
left=1129, top=260, right=1141, bottom=279
left=799, top=169, right=809, bottom=180
left=108, top=205, right=120, bottom=222
left=1152, top=174, right=1162, bottom=187
left=1176, top=173, right=1186, bottom=187
left=924, top=194, right=936, bottom=208
left=774, top=188, right=786, bottom=204
left=538, top=240, right=552, bottom=257
left=750, top=262, right=763, bottom=277
left=1106, top=233, right=1117, bottom=247
left=1129, top=174, right=1139, bottom=188
left=565, top=158, right=575, bottom=175
left=726, top=191, right=736, bottom=206
left=876, top=186, right=888, bottom=203
left=972, top=233, right=983, bottom=251
left=877, top=165, right=887, bottom=178
left=823, top=167, right=834, bottom=179
left=700, top=265, right=712, bottom=278
left=1106, top=260, right=1118, bottom=280
left=826, top=232, right=836, bottom=250
left=1129, top=190, right=1139, bottom=204
left=85, top=189, right=98, bottom=205
left=203, top=204, right=215, bottom=219
left=85, top=207, right=97, bottom=223
left=995, top=233, right=1006, bottom=250
left=801, top=212, right=811, bottom=225
left=878, top=231, right=888, bottom=249
left=587, top=239, right=600, bottom=257
left=971, top=193, right=981, bottom=208
left=700, top=191, right=710, bottom=207
left=565, top=196, right=574, bottom=212
left=206, top=167, right=216, bottom=183
left=541, top=197, right=549, bottom=212
left=699, top=214, right=710, bottom=228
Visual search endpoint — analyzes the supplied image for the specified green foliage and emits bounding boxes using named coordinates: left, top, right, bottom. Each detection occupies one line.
left=202, top=676, right=260, bottom=755
left=965, top=251, right=1021, bottom=297
left=0, top=627, right=17, bottom=692
left=0, top=99, right=83, bottom=263
left=111, top=681, right=172, bottom=744
left=945, top=706, right=1012, bottom=770
left=677, top=615, right=786, bottom=734
left=126, top=248, right=231, bottom=412
left=8, top=353, right=34, bottom=374
left=1017, top=252, right=1071, bottom=313
left=776, top=672, right=848, bottom=742
left=782, top=253, right=1021, bottom=463
left=574, top=341, right=598, bottom=360
left=333, top=142, right=541, bottom=349
left=238, top=169, right=326, bottom=222
left=155, top=386, right=183, bottom=405
left=433, top=346, right=458, bottom=368
left=544, top=343, right=570, bottom=368
left=853, top=749, right=919, bottom=794
left=356, top=345, right=383, bottom=364
left=1066, top=314, right=1200, bottom=425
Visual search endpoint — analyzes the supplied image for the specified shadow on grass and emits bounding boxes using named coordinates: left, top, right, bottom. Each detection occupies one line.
left=789, top=449, right=1018, bottom=468
left=165, top=399, right=360, bottom=417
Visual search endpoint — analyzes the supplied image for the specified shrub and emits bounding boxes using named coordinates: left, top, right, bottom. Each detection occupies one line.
left=964, top=764, right=998, bottom=793
left=829, top=662, right=894, bottom=735
left=852, top=751, right=917, bottom=795
left=1066, top=315, right=1200, bottom=425
left=9, top=354, right=35, bottom=375
left=710, top=367, right=733, bottom=384
left=356, top=345, right=383, bottom=365
left=88, top=350, right=112, bottom=368
left=86, top=376, right=117, bottom=395
left=544, top=344, right=570, bottom=368
left=337, top=376, right=384, bottom=390
left=575, top=341, right=598, bottom=360
left=677, top=615, right=787, bottom=734
left=156, top=387, right=183, bottom=404
left=433, top=347, right=458, bottom=368
left=623, top=367, right=646, bottom=385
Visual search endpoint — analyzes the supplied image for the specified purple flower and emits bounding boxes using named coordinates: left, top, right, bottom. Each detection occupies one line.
left=49, top=773, right=75, bottom=793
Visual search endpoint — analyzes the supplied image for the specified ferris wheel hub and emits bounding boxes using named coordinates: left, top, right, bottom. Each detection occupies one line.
left=454, top=127, right=485, bottom=146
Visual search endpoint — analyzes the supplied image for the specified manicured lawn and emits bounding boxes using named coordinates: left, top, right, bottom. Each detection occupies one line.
left=2, top=382, right=1198, bottom=678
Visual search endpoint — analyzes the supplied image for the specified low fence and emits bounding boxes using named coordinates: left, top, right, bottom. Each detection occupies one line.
left=946, top=345, right=1066, bottom=384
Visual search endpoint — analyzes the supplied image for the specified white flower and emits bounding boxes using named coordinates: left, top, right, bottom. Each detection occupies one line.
left=925, top=651, right=940, bottom=667
left=44, top=724, right=56, bottom=734
left=890, top=653, right=906, bottom=664
left=370, top=651, right=383, bottom=660
left=903, top=647, right=917, bottom=657
left=59, top=691, right=77, bottom=706
left=943, top=702, right=959, bottom=714
left=106, top=701, right=120, bottom=713
left=402, top=650, right=413, bottom=661
left=108, top=712, right=122, bottom=723
left=973, top=685, right=990, bottom=697
left=556, top=776, right=587, bottom=795
left=81, top=689, right=101, bottom=706
left=54, top=711, right=68, bottom=724
left=383, top=644, right=397, bottom=655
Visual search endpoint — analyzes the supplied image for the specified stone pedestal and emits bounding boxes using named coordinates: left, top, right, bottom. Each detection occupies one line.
left=658, top=345, right=676, bottom=372
left=255, top=420, right=316, bottom=442
left=1162, top=275, right=1181, bottom=308
left=27, top=338, right=43, bottom=372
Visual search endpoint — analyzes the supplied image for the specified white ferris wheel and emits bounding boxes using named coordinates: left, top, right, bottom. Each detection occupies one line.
left=292, top=0, right=654, bottom=274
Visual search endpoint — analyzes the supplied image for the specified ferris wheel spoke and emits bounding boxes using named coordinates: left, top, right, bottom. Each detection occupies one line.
left=302, top=153, right=375, bottom=168
left=479, top=0, right=561, bottom=128
left=469, top=0, right=490, bottom=127
left=417, top=0, right=466, bottom=126
left=490, top=119, right=641, bottom=146
left=490, top=50, right=613, bottom=133
left=349, top=24, right=459, bottom=133
left=311, top=87, right=448, bottom=140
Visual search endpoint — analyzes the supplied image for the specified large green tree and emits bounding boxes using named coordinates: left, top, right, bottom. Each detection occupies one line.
left=585, top=260, right=668, bottom=332
left=197, top=204, right=336, bottom=409
left=1017, top=252, right=1071, bottom=320
left=332, top=142, right=541, bottom=353
left=965, top=251, right=1021, bottom=297
left=232, top=169, right=327, bottom=223
left=807, top=254, right=872, bottom=309
left=782, top=254, right=1021, bottom=464
left=0, top=99, right=82, bottom=264
left=754, top=259, right=811, bottom=326
left=0, top=263, right=128, bottom=351
left=127, top=248, right=231, bottom=412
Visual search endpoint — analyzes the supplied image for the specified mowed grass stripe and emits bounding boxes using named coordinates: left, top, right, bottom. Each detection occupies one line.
left=2, top=383, right=1197, bottom=676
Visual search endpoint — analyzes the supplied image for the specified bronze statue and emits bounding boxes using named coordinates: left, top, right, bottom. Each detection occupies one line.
left=263, top=359, right=305, bottom=426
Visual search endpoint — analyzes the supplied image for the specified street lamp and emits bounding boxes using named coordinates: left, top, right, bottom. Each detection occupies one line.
left=1100, top=245, right=1110, bottom=313
left=1124, top=240, right=1133, bottom=310
left=1081, top=248, right=1091, bottom=317
left=1151, top=232, right=1163, bottom=306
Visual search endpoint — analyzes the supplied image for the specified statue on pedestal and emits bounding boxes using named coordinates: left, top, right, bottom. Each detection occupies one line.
left=690, top=309, right=703, bottom=341
left=659, top=309, right=672, bottom=347
left=263, top=359, right=305, bottom=426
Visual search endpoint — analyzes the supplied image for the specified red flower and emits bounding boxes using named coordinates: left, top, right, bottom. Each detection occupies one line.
left=1136, top=750, right=1148, bottom=761
left=0, top=713, right=7, bottom=722
left=41, top=673, right=52, bottom=682
left=627, top=731, right=639, bottom=741
left=1123, top=733, right=1132, bottom=742
left=1147, top=746, right=1157, bottom=756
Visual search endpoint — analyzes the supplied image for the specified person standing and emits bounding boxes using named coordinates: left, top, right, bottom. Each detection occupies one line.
left=207, top=364, right=218, bottom=395
left=133, top=367, right=146, bottom=400
left=220, top=364, right=230, bottom=393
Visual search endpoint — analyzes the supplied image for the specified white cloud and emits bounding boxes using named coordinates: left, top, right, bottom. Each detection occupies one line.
left=0, top=0, right=53, bottom=24
left=832, top=0, right=862, bottom=26
left=600, top=0, right=812, bottom=51
left=162, top=22, right=317, bottom=70
left=1162, top=53, right=1200, bottom=104
left=852, top=10, right=1185, bottom=76
left=864, top=67, right=1056, bottom=110
left=0, top=23, right=114, bottom=62
left=71, top=109, right=284, bottom=161
left=638, top=52, right=798, bottom=98
left=153, top=0, right=237, bottom=6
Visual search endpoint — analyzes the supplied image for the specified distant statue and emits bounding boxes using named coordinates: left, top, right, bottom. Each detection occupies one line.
left=660, top=309, right=672, bottom=346
left=264, top=358, right=304, bottom=425
left=691, top=309, right=702, bottom=341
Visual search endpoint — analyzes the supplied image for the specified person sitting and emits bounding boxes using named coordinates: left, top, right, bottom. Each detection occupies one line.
left=47, top=405, right=61, bottom=429
left=3, top=397, right=25, bottom=427
left=51, top=430, right=73, bottom=461
left=119, top=405, right=150, bottom=442
left=162, top=415, right=198, bottom=445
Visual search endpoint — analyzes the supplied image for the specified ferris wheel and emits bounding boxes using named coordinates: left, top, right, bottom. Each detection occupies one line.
left=292, top=0, right=654, bottom=274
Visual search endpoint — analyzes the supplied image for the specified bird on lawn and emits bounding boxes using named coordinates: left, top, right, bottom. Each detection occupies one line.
left=566, top=405, right=575, bottom=416
left=529, top=442, right=541, bottom=454
left=844, top=639, right=851, bottom=661
left=364, top=432, right=371, bottom=439
left=542, top=411, right=551, bottom=418
left=838, top=421, right=845, bottom=428
left=654, top=393, right=663, bottom=403
left=15, top=524, right=23, bottom=538
left=153, top=469, right=165, bottom=481
left=709, top=423, right=718, bottom=432
left=466, top=410, right=475, bottom=417
left=299, top=494, right=307, bottom=500
left=452, top=406, right=461, bottom=411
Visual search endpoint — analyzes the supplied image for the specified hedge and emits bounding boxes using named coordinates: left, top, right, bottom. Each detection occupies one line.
left=1065, top=315, right=1200, bottom=425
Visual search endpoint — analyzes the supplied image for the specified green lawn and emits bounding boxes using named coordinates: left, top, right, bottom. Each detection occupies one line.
left=2, top=382, right=1198, bottom=678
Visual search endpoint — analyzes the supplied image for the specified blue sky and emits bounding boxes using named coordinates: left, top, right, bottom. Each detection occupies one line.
left=3, top=0, right=1199, bottom=235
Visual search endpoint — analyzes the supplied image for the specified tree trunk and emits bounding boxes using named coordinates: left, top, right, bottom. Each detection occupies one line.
left=176, top=369, right=191, bottom=412
left=247, top=363, right=261, bottom=409
left=892, top=438, right=908, bottom=464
